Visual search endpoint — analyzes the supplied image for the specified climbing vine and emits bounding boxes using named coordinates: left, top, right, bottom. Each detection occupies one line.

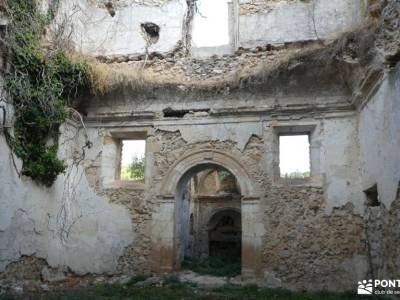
left=3, top=0, right=89, bottom=186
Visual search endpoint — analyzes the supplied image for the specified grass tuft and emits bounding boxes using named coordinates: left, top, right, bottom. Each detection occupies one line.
left=182, top=256, right=241, bottom=277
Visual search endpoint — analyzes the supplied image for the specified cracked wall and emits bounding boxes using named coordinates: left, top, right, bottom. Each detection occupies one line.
left=359, top=63, right=400, bottom=281
left=238, top=0, right=366, bottom=48
left=1, top=0, right=399, bottom=293
left=0, top=86, right=385, bottom=291
left=51, top=0, right=186, bottom=56
left=0, top=120, right=134, bottom=276
left=359, top=64, right=400, bottom=210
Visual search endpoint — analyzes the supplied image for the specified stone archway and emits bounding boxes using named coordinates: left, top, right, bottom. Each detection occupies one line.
left=159, top=150, right=257, bottom=198
left=151, top=149, right=263, bottom=279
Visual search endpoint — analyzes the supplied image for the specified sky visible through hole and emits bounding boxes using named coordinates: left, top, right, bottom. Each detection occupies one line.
left=279, top=135, right=310, bottom=177
left=121, top=140, right=146, bottom=167
left=192, top=0, right=229, bottom=47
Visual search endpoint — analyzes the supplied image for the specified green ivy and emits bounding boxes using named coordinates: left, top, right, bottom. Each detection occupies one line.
left=4, top=0, right=89, bottom=186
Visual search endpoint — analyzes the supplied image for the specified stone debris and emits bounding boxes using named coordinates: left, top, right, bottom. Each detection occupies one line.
left=178, top=271, right=228, bottom=288
left=134, top=276, right=163, bottom=287
left=39, top=284, right=50, bottom=292
left=95, top=42, right=321, bottom=87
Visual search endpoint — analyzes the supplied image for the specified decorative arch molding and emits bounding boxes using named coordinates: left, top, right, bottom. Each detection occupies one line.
left=158, top=149, right=260, bottom=199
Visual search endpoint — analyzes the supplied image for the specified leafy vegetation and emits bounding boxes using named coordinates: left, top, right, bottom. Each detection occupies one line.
left=0, top=281, right=387, bottom=300
left=121, top=155, right=145, bottom=181
left=218, top=170, right=232, bottom=181
left=182, top=256, right=241, bottom=277
left=4, top=0, right=89, bottom=186
left=282, top=171, right=311, bottom=179
left=127, top=274, right=150, bottom=285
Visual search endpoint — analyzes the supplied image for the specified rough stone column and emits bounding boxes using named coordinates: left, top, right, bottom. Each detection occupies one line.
left=241, top=197, right=263, bottom=279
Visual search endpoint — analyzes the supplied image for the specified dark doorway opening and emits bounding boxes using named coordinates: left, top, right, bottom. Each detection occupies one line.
left=208, top=210, right=241, bottom=257
left=176, top=166, right=242, bottom=277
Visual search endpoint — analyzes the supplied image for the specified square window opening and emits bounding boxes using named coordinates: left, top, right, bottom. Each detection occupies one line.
left=279, top=135, right=311, bottom=179
left=120, top=139, right=146, bottom=181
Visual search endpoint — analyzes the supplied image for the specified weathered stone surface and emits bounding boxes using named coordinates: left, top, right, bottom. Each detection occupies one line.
left=50, top=0, right=364, bottom=57
left=53, top=0, right=186, bottom=56
left=262, top=187, right=367, bottom=291
left=238, top=0, right=365, bottom=47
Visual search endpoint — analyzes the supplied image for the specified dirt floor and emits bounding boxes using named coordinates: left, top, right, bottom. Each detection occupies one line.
left=0, top=274, right=387, bottom=300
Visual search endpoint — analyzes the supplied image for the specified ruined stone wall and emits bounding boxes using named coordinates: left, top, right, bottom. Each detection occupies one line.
left=0, top=123, right=134, bottom=277
left=238, top=0, right=366, bottom=48
left=52, top=0, right=186, bottom=56
left=0, top=100, right=372, bottom=291
left=383, top=187, right=400, bottom=279
left=358, top=63, right=400, bottom=210
left=263, top=186, right=367, bottom=291
left=359, top=62, right=400, bottom=281
left=3, top=0, right=399, bottom=292
left=50, top=0, right=365, bottom=57
left=134, top=116, right=364, bottom=289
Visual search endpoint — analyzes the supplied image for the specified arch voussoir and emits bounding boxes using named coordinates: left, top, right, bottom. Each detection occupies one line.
left=159, top=149, right=258, bottom=198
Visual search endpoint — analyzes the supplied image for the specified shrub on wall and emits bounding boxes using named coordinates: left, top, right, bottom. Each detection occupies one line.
left=3, top=0, right=89, bottom=186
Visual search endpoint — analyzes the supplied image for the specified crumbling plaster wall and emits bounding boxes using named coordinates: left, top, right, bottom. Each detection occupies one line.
left=141, top=118, right=366, bottom=289
left=263, top=115, right=364, bottom=214
left=358, top=63, right=400, bottom=280
left=358, top=64, right=400, bottom=209
left=53, top=0, right=186, bottom=56
left=322, top=117, right=364, bottom=214
left=0, top=111, right=134, bottom=276
left=1, top=0, right=384, bottom=287
left=239, top=0, right=366, bottom=48
left=1, top=92, right=370, bottom=288
left=51, top=0, right=365, bottom=57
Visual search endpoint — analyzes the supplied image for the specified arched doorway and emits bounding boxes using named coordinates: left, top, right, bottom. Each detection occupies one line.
left=174, top=165, right=242, bottom=269
left=152, top=150, right=263, bottom=279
